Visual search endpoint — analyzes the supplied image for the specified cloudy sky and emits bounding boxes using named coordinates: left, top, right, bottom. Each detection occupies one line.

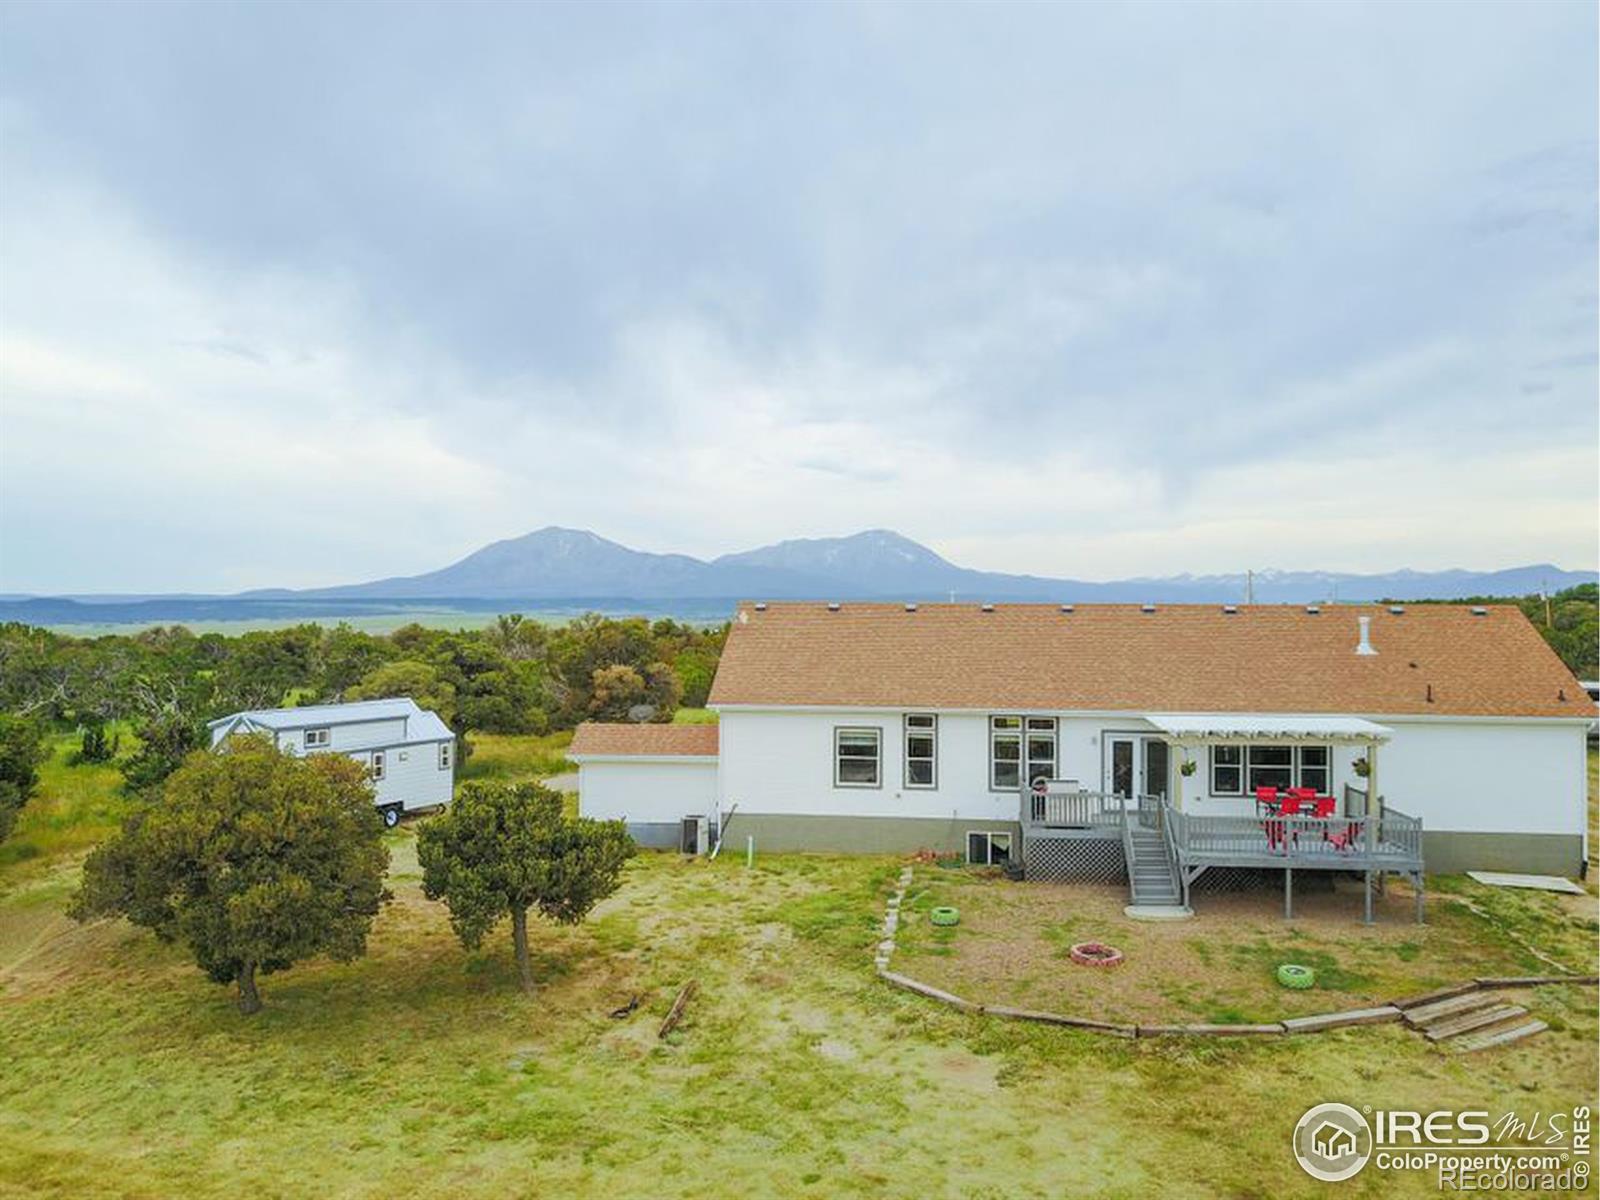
left=1, top=1, right=1595, bottom=594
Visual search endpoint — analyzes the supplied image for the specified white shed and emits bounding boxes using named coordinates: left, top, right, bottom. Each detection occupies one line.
left=569, top=723, right=719, bottom=850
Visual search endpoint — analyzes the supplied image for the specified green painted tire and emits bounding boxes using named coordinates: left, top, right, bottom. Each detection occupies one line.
left=1277, top=963, right=1316, bottom=989
left=929, top=906, right=960, bottom=927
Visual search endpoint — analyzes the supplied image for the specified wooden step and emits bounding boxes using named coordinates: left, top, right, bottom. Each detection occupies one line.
left=1450, top=1019, right=1548, bottom=1053
left=1403, top=991, right=1500, bottom=1028
left=1424, top=1004, right=1528, bottom=1042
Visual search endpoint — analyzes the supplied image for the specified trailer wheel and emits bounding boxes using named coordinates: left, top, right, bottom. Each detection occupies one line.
left=381, top=806, right=401, bottom=829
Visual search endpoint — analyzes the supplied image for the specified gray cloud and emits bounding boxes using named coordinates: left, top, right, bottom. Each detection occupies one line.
left=0, top=0, right=1595, bottom=591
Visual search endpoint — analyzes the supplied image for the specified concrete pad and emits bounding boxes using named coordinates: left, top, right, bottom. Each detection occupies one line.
left=1466, top=871, right=1586, bottom=895
left=1123, top=904, right=1194, bottom=921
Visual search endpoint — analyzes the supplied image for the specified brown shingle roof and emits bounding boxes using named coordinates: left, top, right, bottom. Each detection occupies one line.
left=706, top=603, right=1585, bottom=718
left=569, top=722, right=719, bottom=757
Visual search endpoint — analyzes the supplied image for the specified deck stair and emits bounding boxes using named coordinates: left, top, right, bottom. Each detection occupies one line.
left=1123, top=824, right=1182, bottom=908
left=1402, top=990, right=1547, bottom=1052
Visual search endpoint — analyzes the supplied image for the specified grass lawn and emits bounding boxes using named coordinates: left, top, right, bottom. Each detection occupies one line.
left=672, top=707, right=719, bottom=725
left=1, top=742, right=1596, bottom=1199
left=457, top=730, right=574, bottom=786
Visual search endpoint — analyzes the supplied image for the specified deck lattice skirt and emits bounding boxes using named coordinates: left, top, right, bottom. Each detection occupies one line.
left=1022, top=836, right=1126, bottom=883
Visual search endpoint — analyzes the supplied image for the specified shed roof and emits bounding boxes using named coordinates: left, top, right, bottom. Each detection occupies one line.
left=209, top=697, right=453, bottom=742
left=569, top=722, right=720, bottom=758
left=706, top=603, right=1585, bottom=719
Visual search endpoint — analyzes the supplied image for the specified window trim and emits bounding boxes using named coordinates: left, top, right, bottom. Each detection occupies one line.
left=1210, top=743, right=1333, bottom=796
left=966, top=830, right=1014, bottom=866
left=304, top=727, right=331, bottom=749
left=833, top=726, right=882, bottom=789
left=1210, top=745, right=1244, bottom=796
left=990, top=715, right=1056, bottom=793
left=370, top=749, right=386, bottom=781
left=903, top=714, right=937, bottom=790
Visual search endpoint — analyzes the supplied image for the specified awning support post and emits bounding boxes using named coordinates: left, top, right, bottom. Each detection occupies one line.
left=1284, top=866, right=1293, bottom=920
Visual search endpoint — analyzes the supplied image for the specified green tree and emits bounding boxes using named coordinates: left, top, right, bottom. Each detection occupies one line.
left=417, top=782, right=634, bottom=993
left=70, top=735, right=390, bottom=1014
left=121, top=712, right=207, bottom=796
left=0, top=715, right=47, bottom=843
left=345, top=660, right=458, bottom=724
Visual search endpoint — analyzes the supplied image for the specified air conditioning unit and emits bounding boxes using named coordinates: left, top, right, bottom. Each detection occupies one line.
left=680, top=815, right=708, bottom=856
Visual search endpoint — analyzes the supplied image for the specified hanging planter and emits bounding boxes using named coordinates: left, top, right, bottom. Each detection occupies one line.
left=1179, top=757, right=1198, bottom=778
left=1352, top=756, right=1370, bottom=779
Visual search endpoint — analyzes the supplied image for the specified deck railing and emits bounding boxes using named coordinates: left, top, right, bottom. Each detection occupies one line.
left=1164, top=804, right=1422, bottom=868
left=1020, top=787, right=1127, bottom=831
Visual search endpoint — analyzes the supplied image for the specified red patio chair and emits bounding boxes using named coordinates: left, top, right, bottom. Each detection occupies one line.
left=1328, top=819, right=1363, bottom=853
left=1254, top=786, right=1280, bottom=815
left=1311, top=795, right=1337, bottom=820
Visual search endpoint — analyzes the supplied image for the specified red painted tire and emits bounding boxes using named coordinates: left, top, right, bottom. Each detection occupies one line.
left=1068, top=941, right=1125, bottom=967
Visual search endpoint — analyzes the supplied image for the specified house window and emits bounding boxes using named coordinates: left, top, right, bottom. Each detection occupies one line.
left=966, top=830, right=1014, bottom=866
left=1297, top=745, right=1330, bottom=793
left=904, top=714, right=937, bottom=788
left=370, top=750, right=386, bottom=782
left=439, top=741, right=453, bottom=771
left=1210, top=745, right=1243, bottom=795
left=834, top=728, right=881, bottom=788
left=1224, top=744, right=1334, bottom=793
left=304, top=728, right=330, bottom=749
left=990, top=716, right=1056, bottom=791
left=1245, top=745, right=1293, bottom=792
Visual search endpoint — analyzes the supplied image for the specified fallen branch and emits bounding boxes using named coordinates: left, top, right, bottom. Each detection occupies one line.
left=658, top=980, right=698, bottom=1039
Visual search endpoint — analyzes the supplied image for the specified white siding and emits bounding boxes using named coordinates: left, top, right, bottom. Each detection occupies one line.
left=716, top=708, right=1587, bottom=844
left=1374, top=719, right=1586, bottom=836
left=579, top=760, right=718, bottom=824
left=367, top=741, right=455, bottom=812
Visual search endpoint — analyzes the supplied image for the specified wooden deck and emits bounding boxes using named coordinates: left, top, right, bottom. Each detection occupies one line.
left=1020, top=787, right=1426, bottom=921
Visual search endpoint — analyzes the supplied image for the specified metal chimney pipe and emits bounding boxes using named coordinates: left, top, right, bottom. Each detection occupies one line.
left=1356, top=615, right=1377, bottom=656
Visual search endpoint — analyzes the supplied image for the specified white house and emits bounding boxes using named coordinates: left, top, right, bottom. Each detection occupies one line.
left=208, top=697, right=456, bottom=826
left=574, top=603, right=1590, bottom=890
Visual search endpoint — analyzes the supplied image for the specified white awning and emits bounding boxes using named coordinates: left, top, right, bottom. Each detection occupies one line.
left=1143, top=713, right=1392, bottom=743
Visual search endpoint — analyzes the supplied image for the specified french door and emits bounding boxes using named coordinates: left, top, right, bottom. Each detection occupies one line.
left=1104, top=734, right=1170, bottom=801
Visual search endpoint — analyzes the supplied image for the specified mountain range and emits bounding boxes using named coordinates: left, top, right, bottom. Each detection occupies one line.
left=5, top=527, right=1593, bottom=626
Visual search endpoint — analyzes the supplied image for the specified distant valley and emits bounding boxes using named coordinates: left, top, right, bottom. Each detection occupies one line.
left=4, top=527, right=1595, bottom=630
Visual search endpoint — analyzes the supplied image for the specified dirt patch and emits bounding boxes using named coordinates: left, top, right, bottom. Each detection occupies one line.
left=894, top=871, right=1550, bottom=1026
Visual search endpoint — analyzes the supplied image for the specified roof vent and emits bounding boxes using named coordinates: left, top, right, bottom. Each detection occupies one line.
left=753, top=601, right=767, bottom=612
left=1388, top=605, right=1405, bottom=615
left=1059, top=604, right=1074, bottom=614
left=827, top=602, right=841, bottom=613
left=1470, top=606, right=1487, bottom=616
left=1222, top=604, right=1238, bottom=615
left=1141, top=603, right=1156, bottom=613
left=1356, top=615, right=1377, bottom=656
left=904, top=602, right=918, bottom=612
left=1305, top=605, right=1321, bottom=615
left=980, top=603, right=995, bottom=613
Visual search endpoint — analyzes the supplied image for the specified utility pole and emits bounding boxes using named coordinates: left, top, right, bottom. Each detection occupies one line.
left=1245, top=569, right=1254, bottom=606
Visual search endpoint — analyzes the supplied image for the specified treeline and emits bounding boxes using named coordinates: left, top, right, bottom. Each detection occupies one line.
left=0, top=613, right=727, bottom=786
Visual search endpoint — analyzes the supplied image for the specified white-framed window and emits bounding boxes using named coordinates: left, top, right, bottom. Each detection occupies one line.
left=904, top=714, right=937, bottom=788
left=966, top=830, right=1014, bottom=865
left=990, top=716, right=1056, bottom=791
left=370, top=750, right=386, bottom=781
left=1210, top=745, right=1244, bottom=795
left=1212, top=744, right=1333, bottom=795
left=304, top=728, right=331, bottom=749
left=834, top=728, right=881, bottom=788
left=1296, top=745, right=1330, bottom=793
left=439, top=741, right=453, bottom=771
